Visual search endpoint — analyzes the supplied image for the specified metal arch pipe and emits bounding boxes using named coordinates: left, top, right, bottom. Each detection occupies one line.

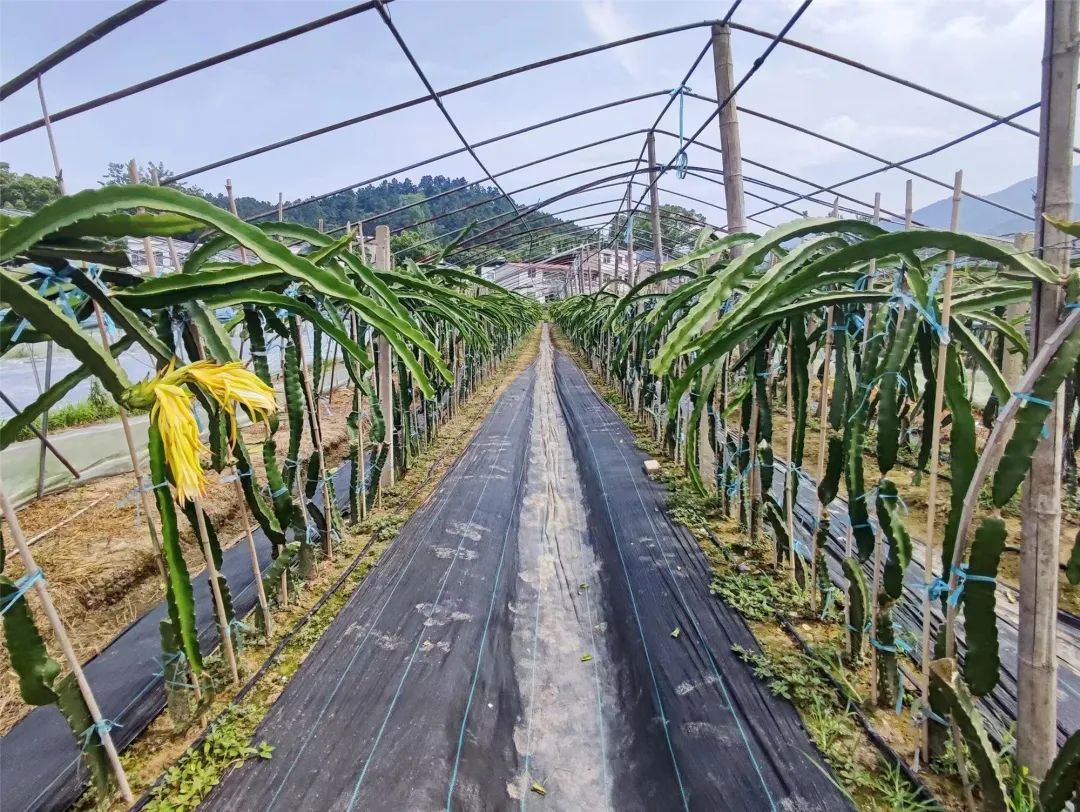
left=0, top=1, right=394, bottom=140
left=157, top=22, right=718, bottom=181
left=678, top=92, right=1034, bottom=222
left=319, top=130, right=655, bottom=237
left=374, top=1, right=535, bottom=249
left=0, top=0, right=166, bottom=102
left=727, top=20, right=1080, bottom=153
left=650, top=127, right=915, bottom=225
left=746, top=96, right=1051, bottom=219
left=243, top=92, right=667, bottom=223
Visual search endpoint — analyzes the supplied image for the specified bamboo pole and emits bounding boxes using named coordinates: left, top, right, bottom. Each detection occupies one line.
left=785, top=325, right=796, bottom=580
left=230, top=472, right=273, bottom=636
left=191, top=495, right=240, bottom=684
left=35, top=341, right=54, bottom=498
left=0, top=489, right=134, bottom=803
left=810, top=306, right=834, bottom=614
left=921, top=169, right=963, bottom=753
left=1018, top=0, right=1076, bottom=778
left=32, top=76, right=61, bottom=498
left=374, top=225, right=396, bottom=490
left=34, top=87, right=166, bottom=579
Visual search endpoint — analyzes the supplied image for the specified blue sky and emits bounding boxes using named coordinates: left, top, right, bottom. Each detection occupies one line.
left=0, top=0, right=1063, bottom=242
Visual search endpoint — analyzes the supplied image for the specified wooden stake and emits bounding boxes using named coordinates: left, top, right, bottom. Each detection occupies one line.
left=33, top=84, right=167, bottom=580
left=0, top=489, right=134, bottom=803
left=374, top=225, right=395, bottom=490
left=294, top=321, right=335, bottom=562
left=922, top=169, right=963, bottom=753
left=785, top=325, right=796, bottom=580
left=810, top=307, right=835, bottom=614
left=230, top=472, right=273, bottom=637
left=191, top=495, right=240, bottom=685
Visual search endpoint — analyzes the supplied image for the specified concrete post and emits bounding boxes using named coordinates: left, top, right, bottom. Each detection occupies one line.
left=1018, top=0, right=1077, bottom=779
left=711, top=24, right=747, bottom=248
left=647, top=131, right=664, bottom=275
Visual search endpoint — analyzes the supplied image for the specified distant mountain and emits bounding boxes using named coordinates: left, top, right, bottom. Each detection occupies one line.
left=911, top=164, right=1080, bottom=236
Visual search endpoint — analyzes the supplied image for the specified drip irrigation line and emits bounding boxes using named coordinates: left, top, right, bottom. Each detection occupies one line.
left=246, top=92, right=666, bottom=224
left=374, top=2, right=534, bottom=251
left=0, top=1, right=392, bottom=141
left=163, top=21, right=718, bottom=182
left=747, top=95, right=1053, bottom=219
left=0, top=1, right=165, bottom=102
left=727, top=20, right=1079, bottom=154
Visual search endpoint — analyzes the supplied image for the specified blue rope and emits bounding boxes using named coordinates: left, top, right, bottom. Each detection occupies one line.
left=794, top=539, right=812, bottom=561
left=923, top=576, right=950, bottom=601
left=0, top=569, right=45, bottom=616
left=1014, top=391, right=1054, bottom=438
left=1066, top=302, right=1080, bottom=310
left=269, top=484, right=288, bottom=499
left=669, top=85, right=691, bottom=179
left=819, top=586, right=836, bottom=620
left=947, top=564, right=996, bottom=607
left=81, top=718, right=121, bottom=749
left=848, top=371, right=907, bottom=420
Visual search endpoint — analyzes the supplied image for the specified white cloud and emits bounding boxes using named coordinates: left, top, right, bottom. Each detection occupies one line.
left=581, top=0, right=641, bottom=77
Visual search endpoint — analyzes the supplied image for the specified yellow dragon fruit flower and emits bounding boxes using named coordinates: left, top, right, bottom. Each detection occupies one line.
left=150, top=381, right=207, bottom=505
left=122, top=358, right=277, bottom=504
left=177, top=360, right=277, bottom=441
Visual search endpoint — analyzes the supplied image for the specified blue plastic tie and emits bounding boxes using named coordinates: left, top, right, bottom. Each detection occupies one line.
left=0, top=569, right=45, bottom=616
left=81, top=718, right=121, bottom=749
left=270, top=484, right=288, bottom=499
left=794, top=539, right=812, bottom=561
left=1014, top=391, right=1053, bottom=409
left=1014, top=391, right=1054, bottom=438
left=1066, top=302, right=1080, bottom=310
left=819, top=586, right=836, bottom=620
left=923, top=576, right=950, bottom=601
left=947, top=564, right=996, bottom=607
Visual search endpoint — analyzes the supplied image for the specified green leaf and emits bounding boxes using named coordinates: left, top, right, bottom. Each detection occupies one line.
left=0, top=574, right=60, bottom=705
left=147, top=424, right=203, bottom=673
left=0, top=267, right=130, bottom=398
left=962, top=517, right=1006, bottom=697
